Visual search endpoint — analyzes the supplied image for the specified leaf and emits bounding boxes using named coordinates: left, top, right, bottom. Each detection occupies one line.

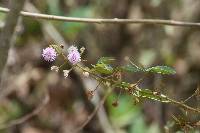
left=91, top=57, right=115, bottom=74
left=145, top=66, right=176, bottom=75
left=91, top=63, right=113, bottom=74
left=116, top=82, right=130, bottom=89
left=97, top=57, right=115, bottom=64
left=120, top=65, right=144, bottom=73
left=133, top=89, right=170, bottom=103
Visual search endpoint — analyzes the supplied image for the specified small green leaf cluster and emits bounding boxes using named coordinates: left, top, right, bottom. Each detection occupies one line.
left=89, top=57, right=175, bottom=103
left=121, top=63, right=176, bottom=75
left=91, top=57, right=115, bottom=75
left=91, top=56, right=176, bottom=75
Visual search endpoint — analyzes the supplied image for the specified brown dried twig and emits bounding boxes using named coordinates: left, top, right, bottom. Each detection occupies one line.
left=0, top=7, right=200, bottom=27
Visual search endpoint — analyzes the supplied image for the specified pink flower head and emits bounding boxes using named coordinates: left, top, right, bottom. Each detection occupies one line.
left=67, top=45, right=78, bottom=53
left=42, top=47, right=57, bottom=62
left=67, top=46, right=81, bottom=65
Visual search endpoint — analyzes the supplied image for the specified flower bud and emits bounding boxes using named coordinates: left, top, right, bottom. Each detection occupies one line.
left=83, top=72, right=89, bottom=77
left=80, top=47, right=85, bottom=54
left=105, top=81, right=111, bottom=87
left=63, top=70, right=70, bottom=78
left=51, top=66, right=59, bottom=72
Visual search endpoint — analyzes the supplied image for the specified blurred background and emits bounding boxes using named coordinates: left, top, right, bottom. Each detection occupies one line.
left=0, top=0, right=200, bottom=133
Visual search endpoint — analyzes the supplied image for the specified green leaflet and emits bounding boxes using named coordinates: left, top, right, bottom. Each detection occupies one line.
left=120, top=57, right=176, bottom=75
left=91, top=57, right=115, bottom=74
left=145, top=66, right=176, bottom=75
left=114, top=81, right=170, bottom=103
left=134, top=89, right=170, bottom=103
left=95, top=57, right=176, bottom=75
left=121, top=63, right=176, bottom=75
left=97, top=57, right=115, bottom=64
left=116, top=81, right=130, bottom=89
left=91, top=63, right=113, bottom=74
left=120, top=64, right=144, bottom=73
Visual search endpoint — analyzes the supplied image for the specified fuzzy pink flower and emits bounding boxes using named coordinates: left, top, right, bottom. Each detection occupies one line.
left=67, top=45, right=78, bottom=53
left=67, top=46, right=81, bottom=65
left=42, top=47, right=57, bottom=62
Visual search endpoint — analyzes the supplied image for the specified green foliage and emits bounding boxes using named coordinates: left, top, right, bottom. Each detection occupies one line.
left=114, top=81, right=171, bottom=103
left=121, top=62, right=175, bottom=75
left=97, top=57, right=115, bottom=64
left=134, top=89, right=170, bottom=103
left=91, top=57, right=115, bottom=74
left=91, top=63, right=113, bottom=74
left=145, top=66, right=176, bottom=75
left=120, top=64, right=144, bottom=73
left=115, top=81, right=131, bottom=89
left=92, top=57, right=176, bottom=76
left=120, top=58, right=176, bottom=75
left=89, top=57, right=177, bottom=115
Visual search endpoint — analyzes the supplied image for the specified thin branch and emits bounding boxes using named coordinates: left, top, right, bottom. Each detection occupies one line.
left=0, top=94, right=49, bottom=130
left=0, top=7, right=200, bottom=27
left=167, top=97, right=200, bottom=114
left=183, top=86, right=200, bottom=103
left=134, top=86, right=200, bottom=113
left=183, top=93, right=196, bottom=103
left=73, top=87, right=113, bottom=133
